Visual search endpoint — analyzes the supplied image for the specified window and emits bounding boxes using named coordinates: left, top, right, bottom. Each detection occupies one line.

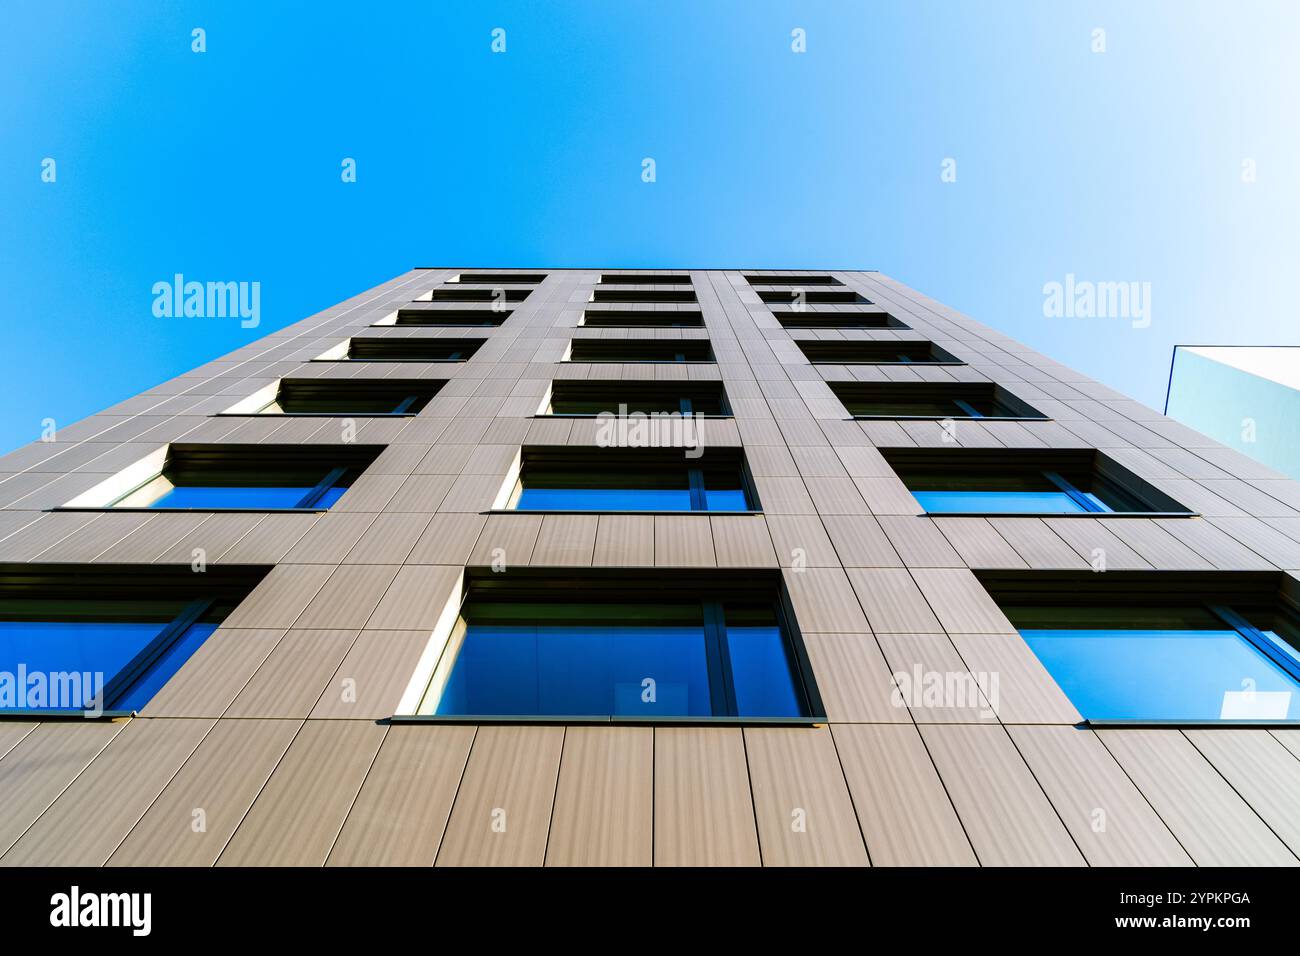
left=544, top=381, right=730, bottom=416
left=758, top=289, right=870, bottom=305
left=422, top=288, right=532, bottom=303
left=507, top=450, right=755, bottom=512
left=880, top=448, right=1190, bottom=516
left=449, top=273, right=546, bottom=284
left=392, top=308, right=510, bottom=327
left=745, top=274, right=844, bottom=286
left=830, top=382, right=1046, bottom=420
left=64, top=443, right=385, bottom=512
left=409, top=571, right=820, bottom=721
left=599, top=274, right=693, bottom=284
left=795, top=340, right=962, bottom=365
left=233, top=378, right=443, bottom=416
left=772, top=310, right=907, bottom=330
left=567, top=339, right=714, bottom=363
left=0, top=565, right=267, bottom=715
left=979, top=571, right=1300, bottom=723
left=591, top=288, right=698, bottom=303
left=338, top=337, right=482, bottom=362
left=582, top=310, right=704, bottom=328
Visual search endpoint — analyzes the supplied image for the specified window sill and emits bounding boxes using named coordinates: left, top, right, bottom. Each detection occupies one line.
left=0, top=709, right=134, bottom=721
left=212, top=412, right=418, bottom=418
left=309, top=358, right=467, bottom=364
left=51, top=506, right=331, bottom=514
left=920, top=511, right=1199, bottom=519
left=1083, top=718, right=1300, bottom=728
left=389, top=714, right=824, bottom=726
left=812, top=361, right=966, bottom=367
left=531, top=413, right=734, bottom=419
left=849, top=415, right=1051, bottom=422
left=484, top=509, right=763, bottom=516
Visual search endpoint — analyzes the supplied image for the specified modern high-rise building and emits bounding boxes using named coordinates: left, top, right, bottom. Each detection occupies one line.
left=1166, top=345, right=1300, bottom=483
left=1, top=269, right=1298, bottom=867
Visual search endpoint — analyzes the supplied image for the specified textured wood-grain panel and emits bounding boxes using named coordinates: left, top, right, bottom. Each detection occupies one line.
left=546, top=726, right=653, bottom=867
left=654, top=727, right=760, bottom=866
left=436, top=725, right=564, bottom=867
left=920, top=724, right=1085, bottom=866
left=217, top=720, right=387, bottom=866
left=327, top=725, right=475, bottom=866
left=1099, top=729, right=1297, bottom=866
left=108, top=719, right=300, bottom=866
left=832, top=724, right=976, bottom=865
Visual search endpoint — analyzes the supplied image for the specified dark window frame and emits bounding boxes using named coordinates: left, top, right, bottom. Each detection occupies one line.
left=0, top=563, right=269, bottom=719
left=504, top=447, right=760, bottom=515
left=830, top=381, right=1047, bottom=421
left=542, top=380, right=732, bottom=418
left=771, top=310, right=909, bottom=331
left=56, top=444, right=386, bottom=514
left=795, top=340, right=964, bottom=365
left=567, top=338, right=715, bottom=364
left=391, top=308, right=511, bottom=327
left=395, top=568, right=826, bottom=725
left=581, top=310, right=705, bottom=328
left=449, top=273, right=547, bottom=284
left=976, top=569, right=1300, bottom=727
left=598, top=274, right=694, bottom=285
left=878, top=447, right=1193, bottom=517
left=223, top=378, right=445, bottom=418
left=325, top=337, right=484, bottom=363
left=745, top=274, right=845, bottom=286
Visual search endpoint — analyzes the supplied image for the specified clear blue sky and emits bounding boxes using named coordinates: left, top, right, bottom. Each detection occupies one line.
left=2, top=1, right=1297, bottom=455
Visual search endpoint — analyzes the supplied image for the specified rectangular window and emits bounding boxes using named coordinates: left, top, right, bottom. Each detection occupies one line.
left=773, top=310, right=908, bottom=330
left=582, top=310, right=704, bottom=328
left=831, top=382, right=1046, bottom=420
left=745, top=274, right=844, bottom=286
left=393, top=308, right=510, bottom=327
left=424, top=288, right=532, bottom=303
left=342, top=337, right=482, bottom=362
left=247, top=378, right=443, bottom=416
left=599, top=274, right=693, bottom=285
left=449, top=273, right=546, bottom=284
left=979, top=571, right=1300, bottom=723
left=568, top=339, right=714, bottom=363
left=880, top=448, right=1190, bottom=516
left=409, top=571, right=820, bottom=721
left=590, top=288, right=698, bottom=303
left=508, top=450, right=755, bottom=512
left=545, top=381, right=730, bottom=416
left=100, top=444, right=383, bottom=512
left=0, top=565, right=267, bottom=715
left=759, top=289, right=870, bottom=305
left=796, top=340, right=962, bottom=365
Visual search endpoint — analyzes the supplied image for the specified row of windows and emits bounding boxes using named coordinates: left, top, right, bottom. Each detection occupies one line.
left=4, top=566, right=1299, bottom=725
left=325, top=335, right=964, bottom=364
left=64, top=443, right=1186, bottom=518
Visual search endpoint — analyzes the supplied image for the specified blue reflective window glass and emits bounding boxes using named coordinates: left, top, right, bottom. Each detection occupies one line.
left=311, top=485, right=348, bottom=508
left=515, top=488, right=693, bottom=511
left=913, top=490, right=1091, bottom=514
left=1021, top=628, right=1300, bottom=721
left=436, top=624, right=713, bottom=717
left=113, top=622, right=218, bottom=712
left=0, top=621, right=163, bottom=710
left=726, top=625, right=803, bottom=717
left=145, top=486, right=318, bottom=509
left=704, top=488, right=750, bottom=512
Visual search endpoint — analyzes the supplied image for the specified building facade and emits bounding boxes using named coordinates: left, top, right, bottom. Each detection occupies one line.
left=1166, top=345, right=1300, bottom=483
left=0, top=268, right=1298, bottom=866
